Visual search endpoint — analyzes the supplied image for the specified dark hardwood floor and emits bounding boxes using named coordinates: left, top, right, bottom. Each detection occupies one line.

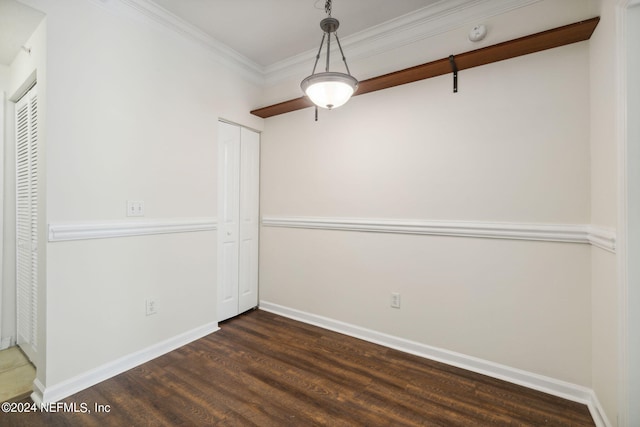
left=1, top=309, right=595, bottom=426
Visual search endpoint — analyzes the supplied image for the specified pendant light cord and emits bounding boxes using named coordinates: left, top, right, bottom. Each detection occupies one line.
left=308, top=0, right=353, bottom=76
left=325, top=28, right=331, bottom=72
left=325, top=0, right=332, bottom=16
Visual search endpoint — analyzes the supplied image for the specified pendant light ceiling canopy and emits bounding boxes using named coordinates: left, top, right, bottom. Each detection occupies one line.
left=301, top=0, right=358, bottom=110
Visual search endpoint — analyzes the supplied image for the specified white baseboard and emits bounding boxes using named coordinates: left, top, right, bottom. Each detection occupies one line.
left=587, top=390, right=612, bottom=427
left=0, top=336, right=15, bottom=350
left=31, top=322, right=220, bottom=404
left=259, top=301, right=610, bottom=427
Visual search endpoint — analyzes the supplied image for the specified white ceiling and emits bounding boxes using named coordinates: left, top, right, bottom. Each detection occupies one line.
left=149, top=0, right=442, bottom=67
left=0, top=0, right=45, bottom=66
left=0, top=0, right=594, bottom=83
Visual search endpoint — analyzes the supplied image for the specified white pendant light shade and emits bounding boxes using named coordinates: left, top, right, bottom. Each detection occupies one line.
left=301, top=72, right=358, bottom=110
left=300, top=2, right=357, bottom=113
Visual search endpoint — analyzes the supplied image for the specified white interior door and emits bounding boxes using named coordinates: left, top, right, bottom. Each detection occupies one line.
left=218, top=121, right=259, bottom=322
left=218, top=122, right=241, bottom=321
left=238, top=128, right=260, bottom=313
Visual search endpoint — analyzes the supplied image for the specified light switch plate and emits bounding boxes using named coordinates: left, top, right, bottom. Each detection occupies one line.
left=146, top=298, right=158, bottom=316
left=127, top=200, right=145, bottom=217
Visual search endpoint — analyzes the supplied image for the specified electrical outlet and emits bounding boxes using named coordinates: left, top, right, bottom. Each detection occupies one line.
left=391, top=292, right=401, bottom=309
left=127, top=200, right=145, bottom=217
left=146, top=298, right=158, bottom=316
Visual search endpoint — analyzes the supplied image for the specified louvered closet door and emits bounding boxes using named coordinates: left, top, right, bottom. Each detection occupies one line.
left=15, top=84, right=38, bottom=363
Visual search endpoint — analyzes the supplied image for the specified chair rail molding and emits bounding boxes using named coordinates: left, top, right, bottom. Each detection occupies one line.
left=261, top=216, right=616, bottom=252
left=48, top=218, right=217, bottom=242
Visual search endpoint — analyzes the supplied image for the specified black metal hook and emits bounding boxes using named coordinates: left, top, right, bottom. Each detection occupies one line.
left=449, top=55, right=458, bottom=93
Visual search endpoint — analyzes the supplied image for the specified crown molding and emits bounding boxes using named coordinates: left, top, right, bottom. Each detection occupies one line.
left=115, top=0, right=265, bottom=85
left=264, top=0, right=542, bottom=85
left=105, top=0, right=542, bottom=88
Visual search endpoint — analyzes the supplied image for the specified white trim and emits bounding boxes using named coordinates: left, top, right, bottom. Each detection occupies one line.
left=48, top=218, right=217, bottom=242
left=109, top=0, right=265, bottom=85
left=31, top=379, right=45, bottom=404
left=0, top=337, right=14, bottom=351
left=617, top=1, right=640, bottom=426
left=31, top=322, right=219, bottom=404
left=0, top=91, right=3, bottom=344
left=587, top=226, right=618, bottom=253
left=617, top=0, right=630, bottom=412
left=103, top=0, right=540, bottom=87
left=259, top=301, right=607, bottom=426
left=262, top=216, right=617, bottom=252
left=589, top=391, right=613, bottom=427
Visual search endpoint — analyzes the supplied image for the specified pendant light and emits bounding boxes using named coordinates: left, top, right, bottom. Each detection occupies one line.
left=301, top=0, right=358, bottom=110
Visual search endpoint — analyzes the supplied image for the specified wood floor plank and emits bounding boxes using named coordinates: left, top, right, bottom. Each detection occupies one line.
left=1, top=309, right=595, bottom=426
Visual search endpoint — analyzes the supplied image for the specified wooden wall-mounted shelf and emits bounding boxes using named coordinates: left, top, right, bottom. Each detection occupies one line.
left=250, top=17, right=600, bottom=119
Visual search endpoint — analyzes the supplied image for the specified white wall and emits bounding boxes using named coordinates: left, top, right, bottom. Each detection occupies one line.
left=16, top=0, right=263, bottom=397
left=3, top=0, right=621, bottom=417
left=589, top=0, right=621, bottom=424
left=0, top=64, right=7, bottom=348
left=0, top=66, right=7, bottom=93
left=624, top=4, right=640, bottom=425
left=260, top=13, right=594, bottom=392
left=262, top=45, right=590, bottom=223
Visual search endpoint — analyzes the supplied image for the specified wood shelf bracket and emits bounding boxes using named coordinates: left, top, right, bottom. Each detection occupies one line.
left=251, top=17, right=600, bottom=119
